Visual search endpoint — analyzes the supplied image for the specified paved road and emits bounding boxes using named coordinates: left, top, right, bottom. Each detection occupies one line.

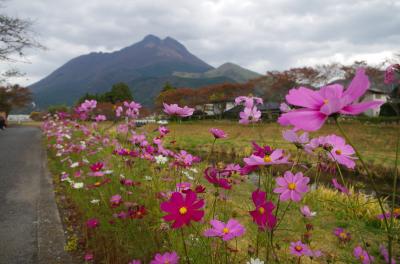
left=0, top=126, right=71, bottom=264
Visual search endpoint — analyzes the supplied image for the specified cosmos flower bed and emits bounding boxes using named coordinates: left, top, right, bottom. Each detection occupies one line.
left=44, top=68, right=399, bottom=264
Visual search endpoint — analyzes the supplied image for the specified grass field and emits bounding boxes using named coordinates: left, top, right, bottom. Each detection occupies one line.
left=138, top=120, right=399, bottom=168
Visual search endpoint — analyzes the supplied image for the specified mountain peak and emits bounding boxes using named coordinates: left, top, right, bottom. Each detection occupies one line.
left=143, top=34, right=161, bottom=41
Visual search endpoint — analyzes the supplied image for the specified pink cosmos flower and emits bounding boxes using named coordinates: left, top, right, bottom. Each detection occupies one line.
left=332, top=178, right=350, bottom=194
left=333, top=227, right=351, bottom=243
left=235, top=95, right=263, bottom=108
left=306, top=135, right=356, bottom=169
left=150, top=252, right=179, bottom=264
left=249, top=189, right=277, bottom=230
left=279, top=68, right=383, bottom=131
left=110, top=194, right=123, bottom=207
left=379, top=244, right=396, bottom=264
left=176, top=182, right=191, bottom=192
left=116, top=124, right=129, bottom=134
left=160, top=190, right=205, bottom=228
left=174, top=150, right=201, bottom=168
left=115, top=106, right=123, bottom=117
left=225, top=163, right=241, bottom=174
left=204, top=219, right=245, bottom=241
left=123, top=101, right=142, bottom=118
left=274, top=171, right=310, bottom=202
left=300, top=205, right=316, bottom=218
left=239, top=106, right=261, bottom=124
left=244, top=149, right=289, bottom=168
left=324, top=134, right=356, bottom=169
left=289, top=241, right=312, bottom=257
left=384, top=65, right=397, bottom=85
left=158, top=126, right=170, bottom=136
left=354, top=246, right=374, bottom=264
left=94, top=114, right=106, bottom=122
left=163, top=103, right=194, bottom=117
left=86, top=218, right=100, bottom=229
left=282, top=129, right=309, bottom=146
left=280, top=102, right=291, bottom=112
left=210, top=128, right=227, bottom=139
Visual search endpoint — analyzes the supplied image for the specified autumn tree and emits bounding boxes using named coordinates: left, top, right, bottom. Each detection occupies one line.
left=0, top=84, right=32, bottom=115
left=0, top=5, right=43, bottom=81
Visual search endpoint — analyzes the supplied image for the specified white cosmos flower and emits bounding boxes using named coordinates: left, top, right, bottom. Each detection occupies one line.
left=144, top=176, right=152, bottom=181
left=189, top=168, right=198, bottom=173
left=155, top=155, right=168, bottom=165
left=70, top=162, right=79, bottom=168
left=72, top=182, right=84, bottom=189
left=90, top=199, right=100, bottom=204
left=247, top=258, right=264, bottom=264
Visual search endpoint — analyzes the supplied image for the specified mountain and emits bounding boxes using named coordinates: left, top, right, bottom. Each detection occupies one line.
left=173, top=62, right=262, bottom=83
left=29, top=35, right=257, bottom=108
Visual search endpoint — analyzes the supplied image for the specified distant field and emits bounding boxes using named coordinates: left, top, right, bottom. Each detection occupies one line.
left=138, top=120, right=399, bottom=168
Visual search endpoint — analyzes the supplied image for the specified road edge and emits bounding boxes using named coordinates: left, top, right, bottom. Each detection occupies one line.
left=37, top=139, right=73, bottom=263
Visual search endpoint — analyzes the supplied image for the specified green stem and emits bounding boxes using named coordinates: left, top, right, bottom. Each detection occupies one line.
left=180, top=228, right=191, bottom=264
left=334, top=118, right=390, bottom=231
left=388, top=124, right=400, bottom=263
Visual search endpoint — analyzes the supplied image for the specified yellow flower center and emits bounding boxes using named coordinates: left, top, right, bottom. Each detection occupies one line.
left=393, top=208, right=400, bottom=214
left=258, top=207, right=265, bottom=214
left=339, top=232, right=347, bottom=239
left=295, top=245, right=303, bottom=251
left=94, top=182, right=101, bottom=186
left=323, top=99, right=329, bottom=104
left=223, top=227, right=229, bottom=234
left=360, top=255, right=365, bottom=260
left=264, top=155, right=272, bottom=163
left=335, top=149, right=342, bottom=155
left=288, top=183, right=296, bottom=190
left=179, top=207, right=188, bottom=215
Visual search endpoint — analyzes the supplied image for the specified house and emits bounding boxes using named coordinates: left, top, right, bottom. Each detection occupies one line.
left=360, top=88, right=389, bottom=117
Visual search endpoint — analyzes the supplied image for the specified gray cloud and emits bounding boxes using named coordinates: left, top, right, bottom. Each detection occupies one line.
left=1, top=0, right=399, bottom=85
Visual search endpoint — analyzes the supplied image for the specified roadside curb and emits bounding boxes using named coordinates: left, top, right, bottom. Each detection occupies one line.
left=37, top=145, right=73, bottom=263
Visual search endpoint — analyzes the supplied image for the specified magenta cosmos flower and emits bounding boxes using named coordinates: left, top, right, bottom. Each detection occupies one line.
left=86, top=218, right=100, bottom=229
left=204, top=167, right=232, bottom=190
left=160, top=190, right=205, bottom=228
left=163, top=103, right=194, bottom=117
left=279, top=68, right=383, bottom=131
left=210, top=128, right=227, bottom=139
left=150, top=252, right=179, bottom=264
left=274, top=171, right=310, bottom=202
left=289, top=241, right=312, bottom=257
left=204, top=219, right=245, bottom=241
left=249, top=189, right=277, bottom=230
left=354, top=246, right=374, bottom=264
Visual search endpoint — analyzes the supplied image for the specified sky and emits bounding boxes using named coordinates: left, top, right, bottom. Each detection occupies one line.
left=1, top=0, right=399, bottom=86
